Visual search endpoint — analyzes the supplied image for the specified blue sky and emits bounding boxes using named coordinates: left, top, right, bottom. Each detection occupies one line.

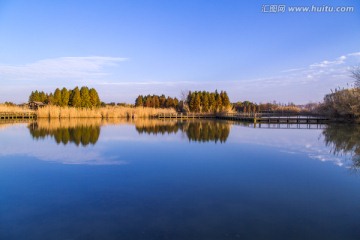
left=0, top=0, right=359, bottom=104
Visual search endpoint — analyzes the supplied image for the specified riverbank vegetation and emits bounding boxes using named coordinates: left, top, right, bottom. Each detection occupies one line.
left=134, top=90, right=232, bottom=113
left=186, top=90, right=231, bottom=112
left=232, top=101, right=315, bottom=114
left=318, top=88, right=360, bottom=120
left=316, top=67, right=360, bottom=121
left=36, top=105, right=176, bottom=118
left=135, top=94, right=180, bottom=110
left=0, top=104, right=34, bottom=113
left=29, top=86, right=101, bottom=108
left=3, top=74, right=360, bottom=122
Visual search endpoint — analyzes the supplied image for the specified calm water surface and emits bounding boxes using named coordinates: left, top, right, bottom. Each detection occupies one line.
left=1, top=119, right=360, bottom=240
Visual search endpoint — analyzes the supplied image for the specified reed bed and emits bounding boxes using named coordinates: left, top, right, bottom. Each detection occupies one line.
left=0, top=104, right=34, bottom=113
left=36, top=106, right=176, bottom=118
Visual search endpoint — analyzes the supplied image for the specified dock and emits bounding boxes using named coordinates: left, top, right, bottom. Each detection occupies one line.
left=156, top=113, right=330, bottom=124
left=156, top=113, right=216, bottom=119
left=0, top=112, right=37, bottom=120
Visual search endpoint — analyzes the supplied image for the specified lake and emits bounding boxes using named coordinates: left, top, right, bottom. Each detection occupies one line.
left=1, top=119, right=360, bottom=240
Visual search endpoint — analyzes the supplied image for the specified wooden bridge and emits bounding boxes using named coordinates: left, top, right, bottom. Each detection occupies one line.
left=156, top=113, right=216, bottom=119
left=156, top=112, right=330, bottom=124
left=219, top=113, right=330, bottom=124
left=0, top=112, right=36, bottom=120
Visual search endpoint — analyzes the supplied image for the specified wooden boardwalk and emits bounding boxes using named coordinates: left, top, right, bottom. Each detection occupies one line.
left=156, top=113, right=216, bottom=119
left=0, top=112, right=36, bottom=120
left=156, top=113, right=330, bottom=124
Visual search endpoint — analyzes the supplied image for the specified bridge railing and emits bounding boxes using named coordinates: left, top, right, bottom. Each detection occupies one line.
left=0, top=112, right=36, bottom=119
left=220, top=112, right=328, bottom=119
left=154, top=112, right=329, bottom=120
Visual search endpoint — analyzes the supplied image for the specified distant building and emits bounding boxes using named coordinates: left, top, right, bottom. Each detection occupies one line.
left=28, top=101, right=46, bottom=110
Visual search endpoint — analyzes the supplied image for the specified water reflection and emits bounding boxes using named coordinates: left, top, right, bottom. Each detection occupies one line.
left=185, top=121, right=230, bottom=143
left=322, top=124, right=360, bottom=170
left=135, top=120, right=181, bottom=135
left=27, top=119, right=231, bottom=146
left=135, top=120, right=230, bottom=143
left=22, top=119, right=360, bottom=168
left=29, top=119, right=102, bottom=146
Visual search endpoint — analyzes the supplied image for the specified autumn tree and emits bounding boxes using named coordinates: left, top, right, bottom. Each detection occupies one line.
left=89, top=88, right=101, bottom=107
left=159, top=94, right=166, bottom=108
left=153, top=95, right=160, bottom=108
left=352, top=66, right=360, bottom=88
left=135, top=95, right=144, bottom=107
left=53, top=88, right=62, bottom=106
left=28, top=86, right=101, bottom=108
left=80, top=86, right=92, bottom=108
left=70, top=87, right=81, bottom=107
left=60, top=87, right=70, bottom=107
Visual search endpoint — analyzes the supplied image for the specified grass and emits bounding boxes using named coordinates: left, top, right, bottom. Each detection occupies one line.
left=36, top=105, right=176, bottom=118
left=0, top=104, right=34, bottom=113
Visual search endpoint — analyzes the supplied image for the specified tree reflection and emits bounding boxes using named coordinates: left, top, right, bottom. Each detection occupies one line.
left=136, top=123, right=180, bottom=135
left=135, top=120, right=230, bottom=143
left=28, top=120, right=100, bottom=146
left=322, top=124, right=360, bottom=170
left=185, top=121, right=229, bottom=143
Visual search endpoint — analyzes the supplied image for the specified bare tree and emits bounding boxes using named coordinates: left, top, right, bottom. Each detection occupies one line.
left=180, top=90, right=190, bottom=112
left=351, top=66, right=360, bottom=88
left=180, top=89, right=189, bottom=102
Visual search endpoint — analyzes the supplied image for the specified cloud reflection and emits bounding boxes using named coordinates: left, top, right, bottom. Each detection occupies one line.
left=1, top=120, right=359, bottom=168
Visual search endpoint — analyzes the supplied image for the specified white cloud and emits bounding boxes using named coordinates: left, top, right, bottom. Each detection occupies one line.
left=347, top=52, right=360, bottom=57
left=309, top=56, right=346, bottom=68
left=90, top=51, right=360, bottom=103
left=280, top=53, right=357, bottom=84
left=228, top=125, right=350, bottom=168
left=1, top=52, right=359, bottom=104
left=281, top=67, right=305, bottom=73
left=0, top=56, right=127, bottom=81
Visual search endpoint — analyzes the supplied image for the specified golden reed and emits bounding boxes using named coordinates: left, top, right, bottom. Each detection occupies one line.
left=0, top=104, right=34, bottom=113
left=36, top=106, right=176, bottom=118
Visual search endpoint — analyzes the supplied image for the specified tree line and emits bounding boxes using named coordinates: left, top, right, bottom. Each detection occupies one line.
left=233, top=101, right=260, bottom=113
left=232, top=101, right=312, bottom=114
left=186, top=90, right=230, bottom=112
left=29, top=86, right=101, bottom=108
left=135, top=94, right=181, bottom=110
